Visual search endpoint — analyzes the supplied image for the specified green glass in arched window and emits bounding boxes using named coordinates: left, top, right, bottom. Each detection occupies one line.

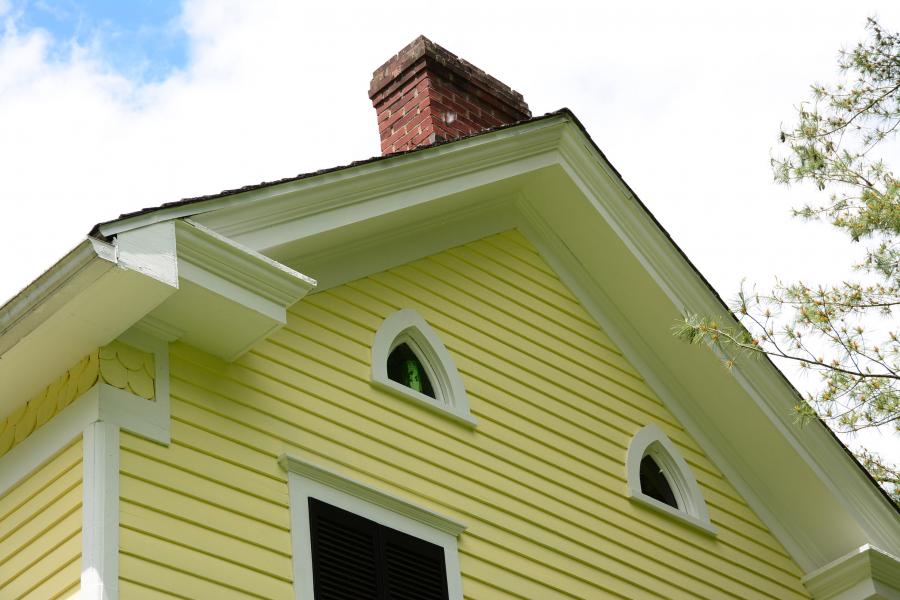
left=387, top=343, right=435, bottom=399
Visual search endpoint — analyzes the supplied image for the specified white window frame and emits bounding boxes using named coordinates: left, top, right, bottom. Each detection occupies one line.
left=371, top=308, right=476, bottom=427
left=626, top=423, right=716, bottom=535
left=280, top=455, right=466, bottom=600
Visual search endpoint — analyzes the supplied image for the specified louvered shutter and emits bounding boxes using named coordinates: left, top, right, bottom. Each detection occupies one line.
left=382, top=527, right=449, bottom=600
left=309, top=498, right=381, bottom=600
left=308, top=498, right=450, bottom=600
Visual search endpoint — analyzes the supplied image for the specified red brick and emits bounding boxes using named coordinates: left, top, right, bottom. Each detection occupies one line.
left=369, top=36, right=530, bottom=155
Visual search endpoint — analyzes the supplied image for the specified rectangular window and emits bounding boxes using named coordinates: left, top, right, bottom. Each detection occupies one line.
left=309, top=498, right=449, bottom=599
left=280, top=455, right=466, bottom=600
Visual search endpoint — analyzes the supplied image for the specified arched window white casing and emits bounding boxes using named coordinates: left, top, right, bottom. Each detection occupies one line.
left=626, top=423, right=716, bottom=535
left=372, top=308, right=476, bottom=428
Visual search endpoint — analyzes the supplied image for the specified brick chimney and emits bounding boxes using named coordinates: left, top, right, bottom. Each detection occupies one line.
left=369, top=36, right=531, bottom=155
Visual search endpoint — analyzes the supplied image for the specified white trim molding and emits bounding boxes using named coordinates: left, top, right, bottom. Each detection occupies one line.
left=802, top=545, right=900, bottom=600
left=626, top=423, right=716, bottom=535
left=371, top=308, right=476, bottom=427
left=279, top=454, right=467, bottom=600
left=81, top=420, right=120, bottom=600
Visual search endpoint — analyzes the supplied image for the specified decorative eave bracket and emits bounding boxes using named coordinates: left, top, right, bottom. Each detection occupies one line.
left=133, top=219, right=317, bottom=361
left=802, top=545, right=900, bottom=600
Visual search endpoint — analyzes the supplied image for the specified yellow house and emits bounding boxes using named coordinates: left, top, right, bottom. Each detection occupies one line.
left=1, top=36, right=898, bottom=600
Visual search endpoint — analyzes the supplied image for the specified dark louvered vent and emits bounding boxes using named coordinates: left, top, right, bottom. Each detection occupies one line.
left=383, top=529, right=448, bottom=600
left=309, top=498, right=450, bottom=600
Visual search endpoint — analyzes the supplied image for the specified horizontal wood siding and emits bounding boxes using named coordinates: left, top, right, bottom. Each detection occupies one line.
left=0, top=439, right=81, bottom=599
left=123, top=229, right=808, bottom=599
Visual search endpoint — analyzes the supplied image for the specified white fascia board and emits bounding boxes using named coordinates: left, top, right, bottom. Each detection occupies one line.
left=0, top=238, right=115, bottom=353
left=98, top=117, right=566, bottom=243
left=191, top=120, right=567, bottom=250
left=543, top=126, right=900, bottom=566
left=176, top=219, right=316, bottom=305
left=802, top=545, right=900, bottom=600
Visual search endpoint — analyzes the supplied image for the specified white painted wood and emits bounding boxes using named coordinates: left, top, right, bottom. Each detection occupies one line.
left=98, top=117, right=563, bottom=239
left=295, top=197, right=518, bottom=292
left=176, top=220, right=316, bottom=304
left=97, top=384, right=169, bottom=445
left=138, top=220, right=316, bottom=362
left=371, top=308, right=476, bottom=427
left=115, top=221, right=179, bottom=288
left=118, top=329, right=171, bottom=445
left=625, top=424, right=716, bottom=536
left=802, top=545, right=900, bottom=600
left=81, top=420, right=120, bottom=600
left=280, top=454, right=466, bottom=600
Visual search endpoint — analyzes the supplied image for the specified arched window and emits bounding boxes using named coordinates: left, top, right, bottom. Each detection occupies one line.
left=626, top=424, right=715, bottom=535
left=371, top=309, right=475, bottom=427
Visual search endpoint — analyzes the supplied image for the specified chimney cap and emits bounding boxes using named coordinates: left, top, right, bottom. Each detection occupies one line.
left=368, top=35, right=529, bottom=117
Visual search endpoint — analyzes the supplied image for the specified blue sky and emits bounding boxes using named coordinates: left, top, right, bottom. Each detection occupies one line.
left=6, top=0, right=187, bottom=80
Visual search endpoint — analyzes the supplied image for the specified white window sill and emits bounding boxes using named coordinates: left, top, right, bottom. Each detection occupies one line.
left=628, top=488, right=718, bottom=536
left=371, top=379, right=477, bottom=429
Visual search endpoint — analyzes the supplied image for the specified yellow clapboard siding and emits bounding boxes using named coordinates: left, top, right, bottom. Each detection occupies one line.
left=323, top=273, right=725, bottom=476
left=0, top=441, right=81, bottom=521
left=120, top=500, right=292, bottom=578
left=0, top=494, right=81, bottom=565
left=119, top=472, right=289, bottom=551
left=170, top=368, right=805, bottom=599
left=247, top=333, right=778, bottom=550
left=121, top=433, right=288, bottom=505
left=296, top=282, right=738, bottom=500
left=15, top=558, right=80, bottom=600
left=485, top=230, right=555, bottom=276
left=461, top=575, right=535, bottom=600
left=282, top=298, right=677, bottom=440
left=120, top=553, right=270, bottom=600
left=400, top=254, right=644, bottom=382
left=184, top=347, right=795, bottom=579
left=121, top=447, right=288, bottom=528
left=122, top=230, right=808, bottom=599
left=0, top=463, right=80, bottom=541
left=0, top=439, right=81, bottom=600
left=119, top=527, right=292, bottom=598
left=184, top=357, right=796, bottom=587
left=119, top=578, right=191, bottom=600
left=1, top=523, right=80, bottom=589
left=2, top=532, right=80, bottom=598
